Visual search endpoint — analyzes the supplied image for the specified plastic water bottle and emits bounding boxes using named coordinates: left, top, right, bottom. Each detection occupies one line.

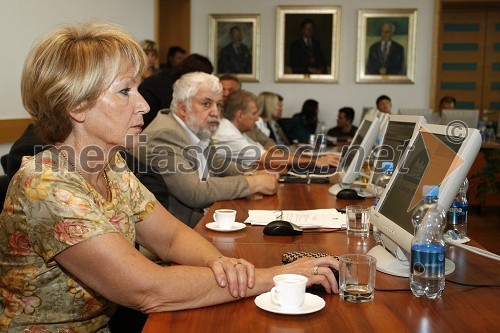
left=410, top=186, right=447, bottom=299
left=373, top=162, right=394, bottom=243
left=411, top=186, right=440, bottom=234
left=485, top=122, right=495, bottom=143
left=374, top=162, right=394, bottom=207
left=315, top=121, right=327, bottom=151
left=478, top=121, right=486, bottom=142
left=446, top=178, right=468, bottom=239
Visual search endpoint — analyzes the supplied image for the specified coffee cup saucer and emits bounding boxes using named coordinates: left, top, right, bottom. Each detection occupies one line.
left=254, top=292, right=325, bottom=315
left=205, top=222, right=246, bottom=232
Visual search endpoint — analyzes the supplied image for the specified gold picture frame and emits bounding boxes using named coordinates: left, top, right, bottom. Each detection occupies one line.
left=275, top=5, right=341, bottom=83
left=356, top=9, right=417, bottom=83
left=209, top=14, right=260, bottom=82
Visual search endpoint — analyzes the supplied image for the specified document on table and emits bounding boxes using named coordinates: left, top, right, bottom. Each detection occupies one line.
left=245, top=209, right=346, bottom=229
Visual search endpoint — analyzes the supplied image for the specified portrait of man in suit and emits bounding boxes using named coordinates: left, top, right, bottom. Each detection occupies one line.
left=218, top=25, right=252, bottom=74
left=366, top=22, right=406, bottom=75
left=289, top=18, right=328, bottom=74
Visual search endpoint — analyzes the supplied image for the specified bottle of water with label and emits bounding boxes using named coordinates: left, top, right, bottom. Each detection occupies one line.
left=410, top=186, right=447, bottom=299
left=446, top=178, right=468, bottom=239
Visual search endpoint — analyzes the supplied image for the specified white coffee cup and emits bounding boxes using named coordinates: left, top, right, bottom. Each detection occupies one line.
left=213, top=209, right=236, bottom=229
left=270, top=274, right=307, bottom=308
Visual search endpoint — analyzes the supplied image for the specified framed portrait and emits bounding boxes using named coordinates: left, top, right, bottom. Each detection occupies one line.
left=356, top=9, right=417, bottom=83
left=275, top=6, right=341, bottom=83
left=209, top=14, right=260, bottom=82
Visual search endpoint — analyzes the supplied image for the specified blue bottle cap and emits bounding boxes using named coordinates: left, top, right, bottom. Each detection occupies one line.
left=422, top=185, right=439, bottom=197
left=381, top=161, right=394, bottom=173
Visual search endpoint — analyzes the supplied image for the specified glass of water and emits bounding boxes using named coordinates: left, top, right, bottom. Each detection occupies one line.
left=339, top=254, right=377, bottom=303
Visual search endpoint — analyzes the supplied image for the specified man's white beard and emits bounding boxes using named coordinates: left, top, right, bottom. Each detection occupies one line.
left=185, top=113, right=219, bottom=141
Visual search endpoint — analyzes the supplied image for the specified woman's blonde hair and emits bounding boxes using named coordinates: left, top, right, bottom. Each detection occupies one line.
left=256, top=91, right=281, bottom=122
left=21, top=21, right=148, bottom=143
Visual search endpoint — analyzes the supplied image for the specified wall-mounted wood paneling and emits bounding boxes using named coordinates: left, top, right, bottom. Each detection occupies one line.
left=0, top=118, right=32, bottom=144
left=158, top=0, right=190, bottom=65
left=436, top=1, right=500, bottom=122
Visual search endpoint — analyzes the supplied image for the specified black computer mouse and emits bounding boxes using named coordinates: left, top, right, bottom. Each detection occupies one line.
left=263, top=220, right=303, bottom=236
left=336, top=188, right=363, bottom=200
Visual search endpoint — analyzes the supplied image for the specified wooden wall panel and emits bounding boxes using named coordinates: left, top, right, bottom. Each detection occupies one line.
left=436, top=11, right=486, bottom=113
left=0, top=118, right=32, bottom=144
left=482, top=10, right=500, bottom=122
left=436, top=2, right=500, bottom=123
left=158, top=0, right=190, bottom=65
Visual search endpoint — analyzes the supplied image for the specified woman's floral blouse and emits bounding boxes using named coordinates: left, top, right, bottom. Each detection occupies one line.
left=0, top=148, right=156, bottom=332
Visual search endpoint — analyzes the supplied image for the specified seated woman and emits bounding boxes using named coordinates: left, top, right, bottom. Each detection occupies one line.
left=284, top=99, right=319, bottom=143
left=0, top=22, right=339, bottom=332
left=254, top=91, right=290, bottom=145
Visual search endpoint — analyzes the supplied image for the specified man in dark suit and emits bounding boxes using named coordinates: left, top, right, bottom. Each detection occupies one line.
left=218, top=26, right=252, bottom=74
left=366, top=22, right=405, bottom=75
left=289, top=18, right=328, bottom=74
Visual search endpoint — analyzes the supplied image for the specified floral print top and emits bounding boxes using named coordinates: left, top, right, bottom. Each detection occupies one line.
left=0, top=149, right=156, bottom=332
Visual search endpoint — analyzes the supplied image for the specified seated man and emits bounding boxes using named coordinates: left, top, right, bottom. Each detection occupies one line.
left=212, top=90, right=340, bottom=168
left=327, top=107, right=358, bottom=140
left=376, top=94, right=392, bottom=114
left=219, top=74, right=276, bottom=147
left=135, top=72, right=278, bottom=227
left=426, top=95, right=456, bottom=125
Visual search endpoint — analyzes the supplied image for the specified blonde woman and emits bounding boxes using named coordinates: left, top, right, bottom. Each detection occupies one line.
left=256, top=91, right=289, bottom=145
left=0, top=22, right=338, bottom=332
left=140, top=39, right=160, bottom=79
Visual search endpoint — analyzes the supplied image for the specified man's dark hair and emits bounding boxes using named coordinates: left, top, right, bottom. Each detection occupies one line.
left=301, top=18, right=315, bottom=28
left=171, top=54, right=213, bottom=81
left=219, top=74, right=241, bottom=89
left=229, top=26, right=241, bottom=35
left=167, top=45, right=186, bottom=60
left=339, top=107, right=355, bottom=122
left=439, top=95, right=456, bottom=106
left=167, top=46, right=186, bottom=60
left=376, top=94, right=391, bottom=106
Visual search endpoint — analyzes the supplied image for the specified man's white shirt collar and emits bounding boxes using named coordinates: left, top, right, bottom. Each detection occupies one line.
left=172, top=112, right=210, bottom=179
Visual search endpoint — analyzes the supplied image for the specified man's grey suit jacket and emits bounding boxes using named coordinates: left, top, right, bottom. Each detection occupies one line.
left=135, top=110, right=251, bottom=227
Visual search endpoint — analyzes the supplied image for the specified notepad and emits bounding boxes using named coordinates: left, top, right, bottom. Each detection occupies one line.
left=245, top=209, right=346, bottom=229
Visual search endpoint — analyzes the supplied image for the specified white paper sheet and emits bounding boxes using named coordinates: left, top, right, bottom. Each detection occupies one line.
left=245, top=209, right=346, bottom=229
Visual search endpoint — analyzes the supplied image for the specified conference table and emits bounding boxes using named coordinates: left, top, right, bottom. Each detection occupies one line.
left=143, top=182, right=500, bottom=333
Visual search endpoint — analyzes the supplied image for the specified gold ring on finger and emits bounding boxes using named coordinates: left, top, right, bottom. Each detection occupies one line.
left=312, top=266, right=319, bottom=275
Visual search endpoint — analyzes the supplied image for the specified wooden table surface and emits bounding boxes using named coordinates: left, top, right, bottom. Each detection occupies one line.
left=143, top=183, right=500, bottom=333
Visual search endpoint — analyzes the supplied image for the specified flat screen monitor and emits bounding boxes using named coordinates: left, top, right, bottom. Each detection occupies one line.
left=398, top=108, right=432, bottom=117
left=367, top=115, right=426, bottom=195
left=441, top=109, right=480, bottom=129
left=368, top=123, right=481, bottom=277
left=328, top=114, right=380, bottom=196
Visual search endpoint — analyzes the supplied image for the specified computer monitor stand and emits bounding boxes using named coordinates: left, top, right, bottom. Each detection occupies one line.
left=367, top=244, right=456, bottom=278
left=328, top=183, right=376, bottom=198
